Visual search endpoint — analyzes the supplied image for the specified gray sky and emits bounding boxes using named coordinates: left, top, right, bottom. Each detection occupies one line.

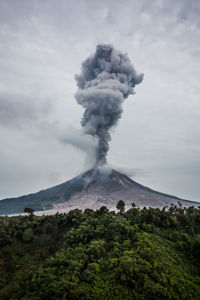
left=0, top=0, right=199, bottom=201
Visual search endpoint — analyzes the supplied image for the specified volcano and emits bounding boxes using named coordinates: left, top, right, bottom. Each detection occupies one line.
left=0, top=168, right=199, bottom=215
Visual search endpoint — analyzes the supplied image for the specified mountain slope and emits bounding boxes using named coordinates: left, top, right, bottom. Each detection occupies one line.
left=0, top=168, right=199, bottom=215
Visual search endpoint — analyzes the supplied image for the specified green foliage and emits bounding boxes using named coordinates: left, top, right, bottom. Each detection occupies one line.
left=22, top=228, right=34, bottom=242
left=116, top=200, right=125, bottom=214
left=1, top=204, right=200, bottom=299
left=24, top=207, right=35, bottom=216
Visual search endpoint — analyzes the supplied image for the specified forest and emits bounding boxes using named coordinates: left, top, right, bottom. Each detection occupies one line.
left=0, top=201, right=200, bottom=299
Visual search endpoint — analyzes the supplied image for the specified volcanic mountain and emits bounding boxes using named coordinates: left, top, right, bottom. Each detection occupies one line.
left=0, top=168, right=199, bottom=215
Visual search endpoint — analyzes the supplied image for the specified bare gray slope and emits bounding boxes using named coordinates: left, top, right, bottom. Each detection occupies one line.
left=0, top=168, right=199, bottom=215
left=53, top=168, right=199, bottom=212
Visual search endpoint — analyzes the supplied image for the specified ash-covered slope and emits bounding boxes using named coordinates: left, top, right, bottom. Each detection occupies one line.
left=0, top=168, right=199, bottom=215
left=54, top=168, right=199, bottom=212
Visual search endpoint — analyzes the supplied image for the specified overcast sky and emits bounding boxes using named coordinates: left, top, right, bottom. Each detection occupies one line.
left=0, top=0, right=199, bottom=201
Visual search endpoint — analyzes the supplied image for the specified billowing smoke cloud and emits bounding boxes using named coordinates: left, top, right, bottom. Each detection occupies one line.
left=75, top=44, right=143, bottom=167
left=59, top=125, right=98, bottom=168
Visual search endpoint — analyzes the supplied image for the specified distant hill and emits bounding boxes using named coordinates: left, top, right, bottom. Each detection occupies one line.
left=0, top=168, right=199, bottom=215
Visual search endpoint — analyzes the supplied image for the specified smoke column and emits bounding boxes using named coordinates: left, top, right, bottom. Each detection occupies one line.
left=75, top=44, right=143, bottom=167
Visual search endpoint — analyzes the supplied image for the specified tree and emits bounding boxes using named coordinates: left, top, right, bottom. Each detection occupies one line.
left=22, top=228, right=34, bottom=242
left=24, top=207, right=35, bottom=217
left=97, top=206, right=109, bottom=215
left=131, top=202, right=136, bottom=208
left=116, top=200, right=125, bottom=214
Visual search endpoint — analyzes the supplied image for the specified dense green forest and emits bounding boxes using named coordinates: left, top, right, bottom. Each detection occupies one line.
left=1, top=202, right=200, bottom=299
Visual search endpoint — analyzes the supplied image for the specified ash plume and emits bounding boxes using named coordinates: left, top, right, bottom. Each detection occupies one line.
left=75, top=44, right=143, bottom=167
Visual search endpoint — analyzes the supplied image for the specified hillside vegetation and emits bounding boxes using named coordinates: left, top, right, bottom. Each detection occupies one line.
left=0, top=202, right=200, bottom=299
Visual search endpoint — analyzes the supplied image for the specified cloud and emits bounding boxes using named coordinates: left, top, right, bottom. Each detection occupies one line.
left=0, top=92, right=52, bottom=128
left=58, top=125, right=98, bottom=168
left=0, top=0, right=199, bottom=201
left=109, top=164, right=149, bottom=178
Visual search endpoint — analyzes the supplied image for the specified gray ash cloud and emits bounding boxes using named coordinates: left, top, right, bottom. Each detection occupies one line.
left=75, top=44, right=143, bottom=167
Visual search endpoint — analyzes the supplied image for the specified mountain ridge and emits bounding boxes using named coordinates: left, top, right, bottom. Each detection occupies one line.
left=0, top=168, right=199, bottom=215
